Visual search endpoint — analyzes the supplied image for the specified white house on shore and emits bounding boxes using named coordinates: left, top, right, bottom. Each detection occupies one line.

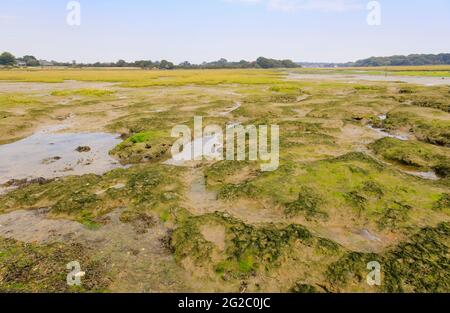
left=39, top=60, right=54, bottom=67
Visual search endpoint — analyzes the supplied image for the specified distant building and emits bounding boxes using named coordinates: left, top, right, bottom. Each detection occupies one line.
left=39, top=60, right=54, bottom=67
left=17, top=61, right=27, bottom=67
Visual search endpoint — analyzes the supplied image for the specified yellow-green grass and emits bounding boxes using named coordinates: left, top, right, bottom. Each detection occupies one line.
left=0, top=93, right=41, bottom=108
left=51, top=88, right=116, bottom=97
left=0, top=69, right=285, bottom=86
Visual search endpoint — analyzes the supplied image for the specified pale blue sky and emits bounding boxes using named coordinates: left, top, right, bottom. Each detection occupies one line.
left=1, top=0, right=449, bottom=63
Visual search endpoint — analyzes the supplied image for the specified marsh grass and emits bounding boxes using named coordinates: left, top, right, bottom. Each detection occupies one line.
left=0, top=165, right=183, bottom=225
left=370, top=137, right=450, bottom=177
left=0, top=69, right=449, bottom=292
left=170, top=211, right=340, bottom=279
left=0, top=238, right=110, bottom=292
left=326, top=222, right=450, bottom=292
left=0, top=69, right=285, bottom=86
left=380, top=110, right=450, bottom=147
left=51, top=89, right=116, bottom=97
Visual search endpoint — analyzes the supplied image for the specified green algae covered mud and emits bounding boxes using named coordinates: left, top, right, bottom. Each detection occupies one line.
left=0, top=68, right=449, bottom=293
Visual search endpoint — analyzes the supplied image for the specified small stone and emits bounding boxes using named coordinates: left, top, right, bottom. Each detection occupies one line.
left=75, top=146, right=91, bottom=153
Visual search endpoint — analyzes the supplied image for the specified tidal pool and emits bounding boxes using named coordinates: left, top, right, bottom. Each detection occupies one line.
left=367, top=125, right=410, bottom=141
left=287, top=73, right=450, bottom=86
left=0, top=125, right=123, bottom=189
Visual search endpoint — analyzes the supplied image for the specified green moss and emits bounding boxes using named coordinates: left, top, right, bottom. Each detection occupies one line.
left=285, top=186, right=328, bottom=220
left=127, top=131, right=163, bottom=143
left=111, top=130, right=172, bottom=164
left=170, top=212, right=332, bottom=277
left=326, top=223, right=450, bottom=293
left=238, top=255, right=255, bottom=273
left=0, top=238, right=109, bottom=292
left=0, top=165, right=182, bottom=224
left=377, top=201, right=412, bottom=230
left=171, top=216, right=214, bottom=264
left=370, top=137, right=450, bottom=177
left=381, top=111, right=450, bottom=147
left=289, top=283, right=320, bottom=293
left=236, top=152, right=445, bottom=231
left=51, top=89, right=116, bottom=97
left=434, top=193, right=450, bottom=211
left=412, top=97, right=449, bottom=113
left=205, top=160, right=258, bottom=188
left=218, top=182, right=257, bottom=200
left=119, top=210, right=156, bottom=234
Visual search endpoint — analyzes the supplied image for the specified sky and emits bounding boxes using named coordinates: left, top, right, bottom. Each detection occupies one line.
left=1, top=0, right=450, bottom=64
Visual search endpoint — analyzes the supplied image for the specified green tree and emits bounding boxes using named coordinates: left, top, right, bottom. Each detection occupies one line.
left=22, top=55, right=40, bottom=66
left=256, top=57, right=274, bottom=68
left=116, top=59, right=127, bottom=67
left=281, top=59, right=298, bottom=68
left=159, top=60, right=174, bottom=70
left=0, top=52, right=16, bottom=66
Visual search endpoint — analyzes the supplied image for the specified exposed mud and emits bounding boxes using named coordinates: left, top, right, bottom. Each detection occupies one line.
left=0, top=208, right=85, bottom=243
left=311, top=225, right=395, bottom=253
left=0, top=207, right=189, bottom=292
left=0, top=81, right=116, bottom=94
left=185, top=170, right=220, bottom=213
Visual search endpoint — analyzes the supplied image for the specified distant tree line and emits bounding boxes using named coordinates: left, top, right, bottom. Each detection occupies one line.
left=0, top=52, right=300, bottom=69
left=5, top=51, right=448, bottom=69
left=343, top=53, right=450, bottom=67
left=67, top=56, right=300, bottom=69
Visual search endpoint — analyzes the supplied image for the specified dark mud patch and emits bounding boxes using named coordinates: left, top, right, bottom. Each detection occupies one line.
left=0, top=208, right=188, bottom=292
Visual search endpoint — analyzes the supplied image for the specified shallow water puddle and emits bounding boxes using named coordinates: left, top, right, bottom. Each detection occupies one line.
left=164, top=122, right=240, bottom=167
left=403, top=170, right=440, bottom=181
left=0, top=125, right=123, bottom=188
left=217, top=101, right=241, bottom=116
left=367, top=114, right=411, bottom=141
left=188, top=172, right=218, bottom=207
left=367, top=125, right=410, bottom=141
left=359, top=229, right=381, bottom=242
left=287, top=72, right=450, bottom=86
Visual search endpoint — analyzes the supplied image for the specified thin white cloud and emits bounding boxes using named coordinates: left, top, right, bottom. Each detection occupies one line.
left=223, top=0, right=261, bottom=4
left=268, top=0, right=299, bottom=11
left=293, top=0, right=365, bottom=12
left=0, top=14, right=18, bottom=24
left=224, top=0, right=365, bottom=12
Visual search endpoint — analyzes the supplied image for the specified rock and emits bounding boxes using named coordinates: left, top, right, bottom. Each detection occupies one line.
left=75, top=146, right=91, bottom=153
left=2, top=177, right=51, bottom=188
left=42, top=156, right=61, bottom=164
